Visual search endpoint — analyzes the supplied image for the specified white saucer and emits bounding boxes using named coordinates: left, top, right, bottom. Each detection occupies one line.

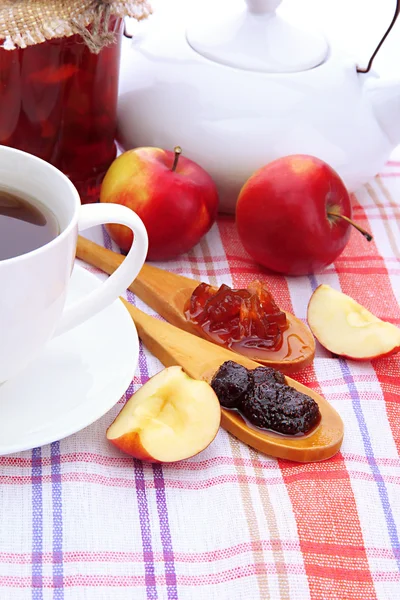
left=0, top=265, right=139, bottom=455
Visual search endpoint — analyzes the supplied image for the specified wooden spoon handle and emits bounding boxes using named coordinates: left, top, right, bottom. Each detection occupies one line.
left=76, top=236, right=124, bottom=276
left=121, top=299, right=260, bottom=381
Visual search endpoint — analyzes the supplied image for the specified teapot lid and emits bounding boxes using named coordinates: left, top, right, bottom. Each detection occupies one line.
left=186, top=0, right=329, bottom=73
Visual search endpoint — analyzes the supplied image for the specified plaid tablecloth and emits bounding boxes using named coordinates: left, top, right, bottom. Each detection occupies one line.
left=1, top=162, right=400, bottom=600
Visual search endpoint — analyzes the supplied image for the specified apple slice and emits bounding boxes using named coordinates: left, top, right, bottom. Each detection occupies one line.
left=307, top=284, right=400, bottom=360
left=107, top=366, right=221, bottom=462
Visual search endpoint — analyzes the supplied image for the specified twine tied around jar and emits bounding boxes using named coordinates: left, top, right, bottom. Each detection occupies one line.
left=0, top=0, right=151, bottom=52
left=71, top=0, right=124, bottom=53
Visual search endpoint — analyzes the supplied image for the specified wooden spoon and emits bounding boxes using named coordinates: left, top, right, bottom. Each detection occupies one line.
left=121, top=299, right=344, bottom=462
left=76, top=237, right=315, bottom=374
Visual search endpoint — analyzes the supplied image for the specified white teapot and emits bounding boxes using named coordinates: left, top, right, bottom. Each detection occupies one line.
left=118, top=0, right=400, bottom=213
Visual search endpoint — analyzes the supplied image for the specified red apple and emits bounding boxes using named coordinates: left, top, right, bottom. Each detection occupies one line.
left=236, top=155, right=371, bottom=276
left=100, top=146, right=219, bottom=260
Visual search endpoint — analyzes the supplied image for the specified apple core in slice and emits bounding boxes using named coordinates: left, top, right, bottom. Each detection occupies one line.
left=307, top=285, right=400, bottom=360
left=107, top=366, right=221, bottom=462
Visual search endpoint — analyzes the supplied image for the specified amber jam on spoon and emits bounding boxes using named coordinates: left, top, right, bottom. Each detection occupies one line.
left=185, top=280, right=310, bottom=362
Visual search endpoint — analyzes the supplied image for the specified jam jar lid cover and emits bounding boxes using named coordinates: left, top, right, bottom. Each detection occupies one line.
left=186, top=0, right=329, bottom=73
left=0, top=0, right=151, bottom=52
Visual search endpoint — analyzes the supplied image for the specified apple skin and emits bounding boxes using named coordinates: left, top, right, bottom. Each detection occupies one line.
left=108, top=431, right=155, bottom=462
left=108, top=429, right=221, bottom=464
left=100, top=147, right=219, bottom=261
left=340, top=347, right=400, bottom=362
left=236, top=155, right=352, bottom=276
left=323, top=340, right=400, bottom=362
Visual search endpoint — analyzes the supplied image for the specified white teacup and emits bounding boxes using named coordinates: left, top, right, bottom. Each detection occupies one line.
left=0, top=146, right=148, bottom=383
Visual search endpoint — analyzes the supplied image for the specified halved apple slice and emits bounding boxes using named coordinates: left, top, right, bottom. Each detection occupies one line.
left=107, top=366, right=221, bottom=462
left=307, top=284, right=400, bottom=360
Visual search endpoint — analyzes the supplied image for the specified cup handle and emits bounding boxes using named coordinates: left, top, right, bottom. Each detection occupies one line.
left=55, top=203, right=148, bottom=337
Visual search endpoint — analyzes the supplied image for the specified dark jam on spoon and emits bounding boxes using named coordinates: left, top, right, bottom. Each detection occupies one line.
left=211, top=361, right=321, bottom=436
left=185, top=280, right=288, bottom=352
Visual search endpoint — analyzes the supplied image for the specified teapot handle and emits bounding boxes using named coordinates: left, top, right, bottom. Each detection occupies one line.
left=357, top=0, right=400, bottom=73
left=124, top=18, right=134, bottom=39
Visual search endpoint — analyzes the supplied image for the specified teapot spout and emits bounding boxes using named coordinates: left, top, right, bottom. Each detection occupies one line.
left=364, top=76, right=400, bottom=146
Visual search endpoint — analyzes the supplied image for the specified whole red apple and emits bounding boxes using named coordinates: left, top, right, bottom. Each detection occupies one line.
left=100, top=146, right=219, bottom=261
left=236, top=155, right=370, bottom=276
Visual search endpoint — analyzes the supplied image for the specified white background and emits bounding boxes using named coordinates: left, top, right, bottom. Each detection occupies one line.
left=125, top=0, right=400, bottom=77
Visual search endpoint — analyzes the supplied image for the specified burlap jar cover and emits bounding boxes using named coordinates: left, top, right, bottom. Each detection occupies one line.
left=0, top=0, right=151, bottom=52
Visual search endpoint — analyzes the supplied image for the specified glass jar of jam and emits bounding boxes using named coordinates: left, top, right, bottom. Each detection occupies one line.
left=0, top=1, right=150, bottom=203
left=0, top=18, right=122, bottom=203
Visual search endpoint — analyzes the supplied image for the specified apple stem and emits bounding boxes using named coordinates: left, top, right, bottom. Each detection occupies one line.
left=171, top=146, right=182, bottom=172
left=327, top=212, right=373, bottom=242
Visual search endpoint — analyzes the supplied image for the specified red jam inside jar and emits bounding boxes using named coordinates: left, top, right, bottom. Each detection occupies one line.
left=0, top=18, right=123, bottom=203
left=185, top=280, right=289, bottom=351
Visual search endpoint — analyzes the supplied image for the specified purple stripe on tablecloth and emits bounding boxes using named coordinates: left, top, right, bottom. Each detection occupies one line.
left=51, top=442, right=64, bottom=599
left=104, top=228, right=160, bottom=597
left=153, top=464, right=178, bottom=599
left=339, top=358, right=400, bottom=569
left=309, top=275, right=400, bottom=569
left=31, top=447, right=43, bottom=600
left=102, top=226, right=113, bottom=250
left=128, top=277, right=178, bottom=597
left=126, top=288, right=158, bottom=599
left=134, top=459, right=158, bottom=600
